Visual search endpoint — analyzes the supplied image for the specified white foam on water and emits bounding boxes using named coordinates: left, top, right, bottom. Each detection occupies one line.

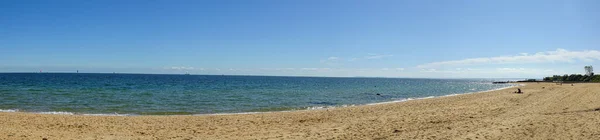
left=0, top=109, right=18, bottom=112
left=82, top=113, right=135, bottom=116
left=366, top=96, right=435, bottom=106
left=200, top=112, right=268, bottom=116
left=194, top=104, right=360, bottom=116
left=38, top=111, right=134, bottom=116
left=2, top=109, right=136, bottom=116
left=304, top=104, right=356, bottom=110
left=38, top=111, right=75, bottom=115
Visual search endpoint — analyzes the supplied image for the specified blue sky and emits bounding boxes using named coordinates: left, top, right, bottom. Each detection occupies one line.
left=1, top=0, right=599, bottom=78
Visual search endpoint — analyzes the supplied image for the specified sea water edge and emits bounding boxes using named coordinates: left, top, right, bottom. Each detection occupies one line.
left=0, top=73, right=519, bottom=116
left=0, top=86, right=521, bottom=117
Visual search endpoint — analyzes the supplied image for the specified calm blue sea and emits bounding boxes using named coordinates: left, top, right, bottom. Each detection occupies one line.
left=0, top=73, right=516, bottom=115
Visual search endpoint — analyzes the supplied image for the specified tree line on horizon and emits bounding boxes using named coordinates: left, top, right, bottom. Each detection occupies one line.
left=543, top=74, right=600, bottom=82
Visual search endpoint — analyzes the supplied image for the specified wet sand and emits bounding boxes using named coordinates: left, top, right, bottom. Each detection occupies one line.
left=1, top=83, right=599, bottom=139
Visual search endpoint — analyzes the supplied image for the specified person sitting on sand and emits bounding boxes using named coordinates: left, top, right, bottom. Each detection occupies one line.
left=514, top=88, right=522, bottom=94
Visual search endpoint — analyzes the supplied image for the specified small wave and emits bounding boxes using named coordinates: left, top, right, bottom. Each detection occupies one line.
left=0, top=109, right=18, bottom=112
left=38, top=111, right=75, bottom=115
left=1, top=110, right=133, bottom=116
left=199, top=112, right=268, bottom=116
left=40, top=112, right=135, bottom=116
left=305, top=104, right=356, bottom=110
left=195, top=104, right=360, bottom=116
left=82, top=113, right=135, bottom=116
left=366, top=96, right=436, bottom=105
left=305, top=106, right=329, bottom=110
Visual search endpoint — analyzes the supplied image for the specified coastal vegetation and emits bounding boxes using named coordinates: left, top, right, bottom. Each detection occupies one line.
left=543, top=74, right=600, bottom=82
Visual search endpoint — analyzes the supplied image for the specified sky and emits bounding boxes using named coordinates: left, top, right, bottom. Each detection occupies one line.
left=1, top=0, right=599, bottom=78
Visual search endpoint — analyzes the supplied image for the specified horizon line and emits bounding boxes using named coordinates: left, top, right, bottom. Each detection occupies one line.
left=0, top=72, right=533, bottom=79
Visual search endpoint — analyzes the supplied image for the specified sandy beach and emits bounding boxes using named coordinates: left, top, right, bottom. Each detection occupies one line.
left=1, top=82, right=599, bottom=139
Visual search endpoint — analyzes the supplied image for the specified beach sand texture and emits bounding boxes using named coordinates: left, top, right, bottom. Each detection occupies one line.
left=1, top=83, right=599, bottom=139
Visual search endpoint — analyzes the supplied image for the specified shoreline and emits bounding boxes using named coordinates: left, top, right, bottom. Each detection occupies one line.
left=0, top=84, right=520, bottom=117
left=2, top=82, right=598, bottom=139
left=365, top=83, right=521, bottom=106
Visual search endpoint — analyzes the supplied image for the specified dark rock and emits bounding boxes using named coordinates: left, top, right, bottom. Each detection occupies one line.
left=393, top=129, right=400, bottom=133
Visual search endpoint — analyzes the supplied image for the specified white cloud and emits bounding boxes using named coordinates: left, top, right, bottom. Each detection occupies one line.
left=260, top=68, right=296, bottom=71
left=276, top=68, right=296, bottom=71
left=301, top=68, right=320, bottom=71
left=420, top=67, right=560, bottom=76
left=377, top=68, right=404, bottom=71
left=320, top=56, right=341, bottom=64
left=496, top=68, right=524, bottom=71
left=421, top=68, right=437, bottom=72
left=298, top=68, right=334, bottom=72
left=165, top=66, right=195, bottom=70
left=365, top=53, right=394, bottom=59
left=321, top=53, right=394, bottom=63
left=417, top=49, right=600, bottom=68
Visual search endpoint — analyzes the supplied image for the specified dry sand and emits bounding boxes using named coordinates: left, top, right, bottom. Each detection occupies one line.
left=1, top=83, right=599, bottom=139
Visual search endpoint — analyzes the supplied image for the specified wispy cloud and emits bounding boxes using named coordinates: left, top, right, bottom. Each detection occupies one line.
left=275, top=68, right=296, bottom=71
left=364, top=53, right=394, bottom=59
left=301, top=68, right=332, bottom=71
left=417, top=49, right=600, bottom=68
left=260, top=68, right=296, bottom=71
left=380, top=68, right=404, bottom=71
left=164, top=66, right=196, bottom=70
left=420, top=68, right=437, bottom=72
left=320, top=56, right=341, bottom=64
left=420, top=67, right=559, bottom=75
left=342, top=53, right=394, bottom=62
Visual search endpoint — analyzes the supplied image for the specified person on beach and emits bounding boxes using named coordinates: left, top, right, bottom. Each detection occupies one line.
left=514, top=88, right=522, bottom=94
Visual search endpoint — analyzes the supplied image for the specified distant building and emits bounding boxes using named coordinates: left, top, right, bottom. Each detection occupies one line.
left=585, top=65, right=593, bottom=76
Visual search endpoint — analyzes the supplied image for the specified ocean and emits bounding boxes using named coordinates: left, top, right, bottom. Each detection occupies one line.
left=0, top=73, right=516, bottom=115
